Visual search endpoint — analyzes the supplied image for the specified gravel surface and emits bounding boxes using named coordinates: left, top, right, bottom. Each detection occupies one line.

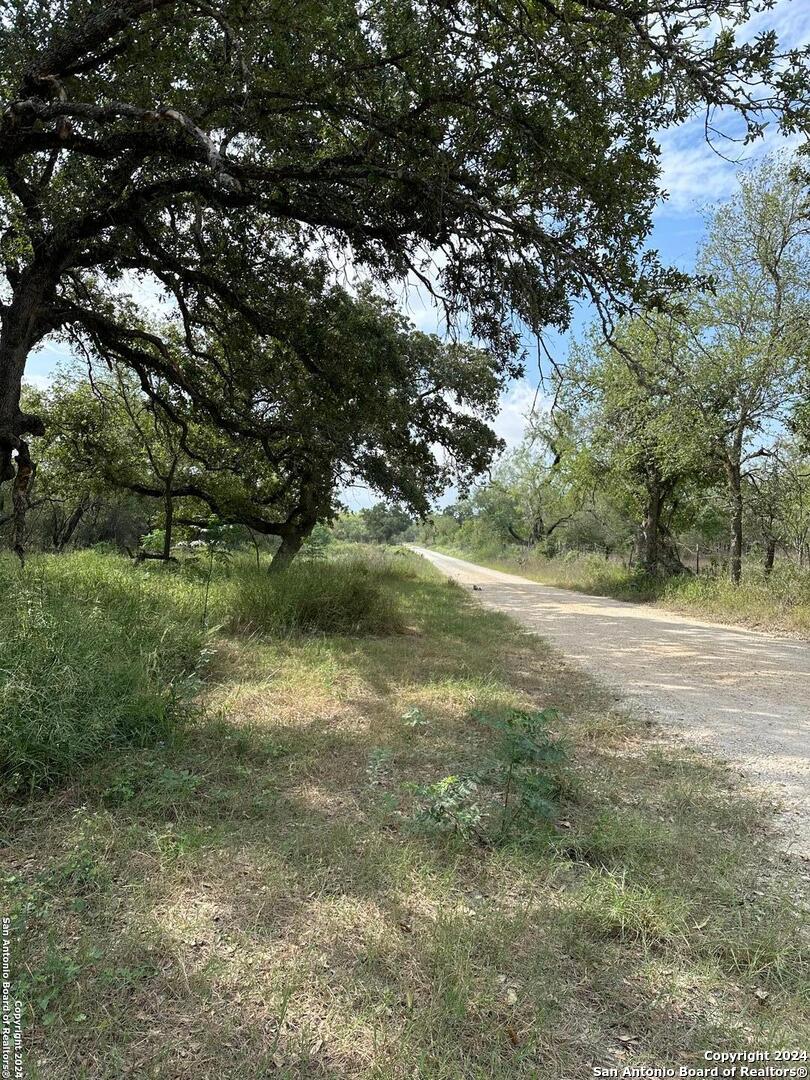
left=411, top=546, right=810, bottom=860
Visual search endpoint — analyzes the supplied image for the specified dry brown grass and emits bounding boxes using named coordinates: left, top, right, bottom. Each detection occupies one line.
left=2, top=550, right=807, bottom=1078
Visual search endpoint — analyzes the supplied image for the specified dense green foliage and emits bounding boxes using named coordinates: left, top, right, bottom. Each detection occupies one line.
left=0, top=552, right=204, bottom=793
left=1, top=7, right=808, bottom=1074
left=333, top=503, right=415, bottom=545
left=14, top=288, right=502, bottom=565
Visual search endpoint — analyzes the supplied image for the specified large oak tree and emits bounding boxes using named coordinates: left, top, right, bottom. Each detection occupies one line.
left=28, top=283, right=505, bottom=566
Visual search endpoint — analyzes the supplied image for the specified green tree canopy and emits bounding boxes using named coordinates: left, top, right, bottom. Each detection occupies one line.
left=564, top=316, right=712, bottom=573
left=360, top=503, right=414, bottom=544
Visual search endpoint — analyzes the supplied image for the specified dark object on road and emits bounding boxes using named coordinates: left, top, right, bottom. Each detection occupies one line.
left=473, top=585, right=483, bottom=591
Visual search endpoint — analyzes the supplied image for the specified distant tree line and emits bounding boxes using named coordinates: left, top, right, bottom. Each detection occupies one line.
left=333, top=505, right=415, bottom=546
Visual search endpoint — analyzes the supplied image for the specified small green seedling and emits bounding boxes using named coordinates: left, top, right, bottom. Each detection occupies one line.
left=401, top=707, right=428, bottom=728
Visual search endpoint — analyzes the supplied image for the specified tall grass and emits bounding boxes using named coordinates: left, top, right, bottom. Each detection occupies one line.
left=506, top=550, right=654, bottom=600
left=0, top=551, right=205, bottom=794
left=435, top=543, right=657, bottom=599
left=211, top=552, right=403, bottom=636
left=431, top=541, right=810, bottom=633
left=659, top=560, right=810, bottom=633
left=0, top=548, right=404, bottom=794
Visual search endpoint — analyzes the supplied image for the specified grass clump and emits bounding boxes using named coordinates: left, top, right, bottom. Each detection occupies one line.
left=573, top=870, right=691, bottom=946
left=221, top=554, right=403, bottom=636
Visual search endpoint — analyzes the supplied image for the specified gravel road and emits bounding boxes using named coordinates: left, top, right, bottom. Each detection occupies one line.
left=411, top=546, right=810, bottom=860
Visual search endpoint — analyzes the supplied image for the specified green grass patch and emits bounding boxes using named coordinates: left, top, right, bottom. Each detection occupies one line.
left=0, top=548, right=406, bottom=794
left=219, top=553, right=403, bottom=636
left=0, top=551, right=205, bottom=794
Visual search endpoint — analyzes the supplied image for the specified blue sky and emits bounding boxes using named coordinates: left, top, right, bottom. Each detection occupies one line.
left=485, top=205, right=713, bottom=455
left=355, top=138, right=800, bottom=513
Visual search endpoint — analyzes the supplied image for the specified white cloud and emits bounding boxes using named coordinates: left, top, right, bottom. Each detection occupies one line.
left=340, top=483, right=377, bottom=511
left=22, top=372, right=53, bottom=391
left=742, top=0, right=810, bottom=46
left=656, top=123, right=741, bottom=213
left=655, top=0, right=809, bottom=217
left=23, top=341, right=71, bottom=388
left=492, top=379, right=547, bottom=450
left=656, top=119, right=803, bottom=217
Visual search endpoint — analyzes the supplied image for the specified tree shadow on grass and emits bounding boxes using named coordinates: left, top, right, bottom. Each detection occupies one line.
left=3, top=574, right=807, bottom=1078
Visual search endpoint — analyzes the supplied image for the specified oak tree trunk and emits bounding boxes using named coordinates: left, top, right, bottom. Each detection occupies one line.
left=268, top=531, right=307, bottom=574
left=727, top=463, right=743, bottom=585
left=268, top=511, right=320, bottom=575
left=11, top=438, right=34, bottom=564
left=54, top=497, right=92, bottom=552
left=764, top=537, right=776, bottom=576
left=0, top=271, right=50, bottom=484
left=0, top=271, right=53, bottom=562
left=640, top=483, right=661, bottom=576
left=163, top=488, right=174, bottom=561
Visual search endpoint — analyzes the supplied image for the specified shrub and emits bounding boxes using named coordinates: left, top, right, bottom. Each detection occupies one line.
left=409, top=708, right=569, bottom=845
left=409, top=775, right=484, bottom=839
left=0, top=552, right=204, bottom=794
left=222, top=556, right=402, bottom=636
